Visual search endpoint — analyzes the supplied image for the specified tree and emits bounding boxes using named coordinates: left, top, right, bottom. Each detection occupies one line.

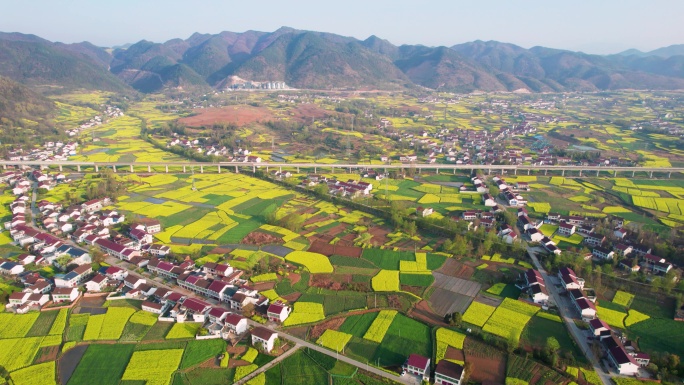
left=89, top=246, right=105, bottom=265
left=55, top=255, right=72, bottom=270
left=242, top=303, right=255, bottom=318
left=463, top=361, right=474, bottom=383
left=449, top=312, right=462, bottom=328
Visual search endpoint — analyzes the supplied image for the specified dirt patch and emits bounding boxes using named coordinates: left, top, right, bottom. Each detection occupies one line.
left=445, top=346, right=466, bottom=362
left=368, top=227, right=390, bottom=246
left=291, top=104, right=331, bottom=123
left=409, top=300, right=447, bottom=326
left=288, top=272, right=301, bottom=286
left=226, top=345, right=247, bottom=355
left=250, top=281, right=276, bottom=291
left=58, top=344, right=88, bottom=385
left=34, top=346, right=59, bottom=364
left=308, top=240, right=362, bottom=258
left=242, top=231, right=283, bottom=245
left=310, top=317, right=346, bottom=340
left=281, top=292, right=301, bottom=302
left=438, top=258, right=475, bottom=279
left=464, top=338, right=506, bottom=385
left=229, top=359, right=251, bottom=369
left=208, top=247, right=232, bottom=254
left=179, top=105, right=274, bottom=127
left=79, top=296, right=106, bottom=307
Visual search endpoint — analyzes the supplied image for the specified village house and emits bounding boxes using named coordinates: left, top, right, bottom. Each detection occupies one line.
left=251, top=327, right=278, bottom=352
left=574, top=296, right=597, bottom=321
left=642, top=254, right=673, bottom=274
left=404, top=354, right=431, bottom=382
left=592, top=247, right=615, bottom=260
left=558, top=223, right=576, bottom=236
left=51, top=287, right=79, bottom=303
left=435, top=360, right=465, bottom=385
left=604, top=335, right=640, bottom=376
left=415, top=206, right=434, bottom=217
left=178, top=297, right=212, bottom=323
left=124, top=274, right=146, bottom=290
left=146, top=244, right=171, bottom=257
left=558, top=267, right=584, bottom=291
left=0, top=261, right=24, bottom=275
left=142, top=301, right=164, bottom=314
left=85, top=274, right=110, bottom=292
left=223, top=313, right=249, bottom=337
left=267, top=302, right=291, bottom=323
left=54, top=265, right=92, bottom=288
left=589, top=318, right=612, bottom=340
left=584, top=234, right=606, bottom=247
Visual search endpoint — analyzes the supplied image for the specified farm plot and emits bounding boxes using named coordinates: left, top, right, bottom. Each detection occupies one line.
left=10, top=361, right=56, bottom=385
left=339, top=312, right=379, bottom=338
left=428, top=273, right=482, bottom=316
left=373, top=313, right=432, bottom=367
left=371, top=270, right=400, bottom=291
left=122, top=349, right=184, bottom=385
left=83, top=307, right=135, bottom=340
left=0, top=337, right=44, bottom=372
left=363, top=310, right=397, bottom=343
left=462, top=301, right=496, bottom=327
left=595, top=305, right=626, bottom=328
left=0, top=313, right=39, bottom=338
left=180, top=339, right=226, bottom=369
left=482, top=298, right=540, bottom=344
left=26, top=310, right=60, bottom=337
left=283, top=302, right=326, bottom=326
left=435, top=327, right=466, bottom=363
left=165, top=322, right=201, bottom=339
left=285, top=251, right=334, bottom=274
left=67, top=344, right=135, bottom=385
left=612, top=291, right=635, bottom=307
left=317, top=330, right=353, bottom=352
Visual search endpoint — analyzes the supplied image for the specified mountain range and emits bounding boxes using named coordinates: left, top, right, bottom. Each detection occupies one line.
left=1, top=27, right=684, bottom=93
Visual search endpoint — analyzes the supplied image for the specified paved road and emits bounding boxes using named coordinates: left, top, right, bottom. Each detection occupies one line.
left=527, top=248, right=612, bottom=385
left=232, top=343, right=300, bottom=385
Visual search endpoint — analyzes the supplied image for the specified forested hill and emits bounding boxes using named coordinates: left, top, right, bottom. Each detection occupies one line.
left=2, top=29, right=684, bottom=93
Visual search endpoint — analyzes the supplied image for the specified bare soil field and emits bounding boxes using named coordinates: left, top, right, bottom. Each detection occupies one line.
left=58, top=344, right=88, bottom=385
left=179, top=105, right=274, bottom=127
left=464, top=338, right=506, bottom=385
left=409, top=300, right=447, bottom=326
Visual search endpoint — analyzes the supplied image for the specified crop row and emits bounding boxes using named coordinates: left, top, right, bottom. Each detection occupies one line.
left=122, top=349, right=184, bottom=385
left=10, top=361, right=56, bottom=385
left=282, top=302, right=326, bottom=326
left=316, top=330, right=353, bottom=352
left=363, top=310, right=397, bottom=343
left=250, top=273, right=278, bottom=282
left=285, top=251, right=334, bottom=274
left=435, top=328, right=466, bottom=363
left=462, top=301, right=496, bottom=327
left=371, top=270, right=400, bottom=291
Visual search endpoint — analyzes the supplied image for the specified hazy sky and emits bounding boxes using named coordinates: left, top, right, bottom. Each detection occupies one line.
left=2, top=0, right=682, bottom=54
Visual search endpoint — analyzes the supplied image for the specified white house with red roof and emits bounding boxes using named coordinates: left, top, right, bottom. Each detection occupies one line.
left=251, top=326, right=278, bottom=352
left=142, top=301, right=164, bottom=314
left=589, top=318, right=611, bottom=340
left=223, top=313, right=248, bottom=336
left=267, top=301, right=291, bottom=323
left=179, top=297, right=211, bottom=323
left=404, top=354, right=431, bottom=381
left=558, top=267, right=584, bottom=291
left=51, top=287, right=79, bottom=303
left=558, top=223, right=576, bottom=236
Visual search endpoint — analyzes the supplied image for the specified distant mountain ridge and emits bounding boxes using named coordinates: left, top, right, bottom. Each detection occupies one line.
left=0, top=28, right=684, bottom=93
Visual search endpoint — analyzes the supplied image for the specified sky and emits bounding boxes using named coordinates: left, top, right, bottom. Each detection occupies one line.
left=2, top=0, right=682, bottom=54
